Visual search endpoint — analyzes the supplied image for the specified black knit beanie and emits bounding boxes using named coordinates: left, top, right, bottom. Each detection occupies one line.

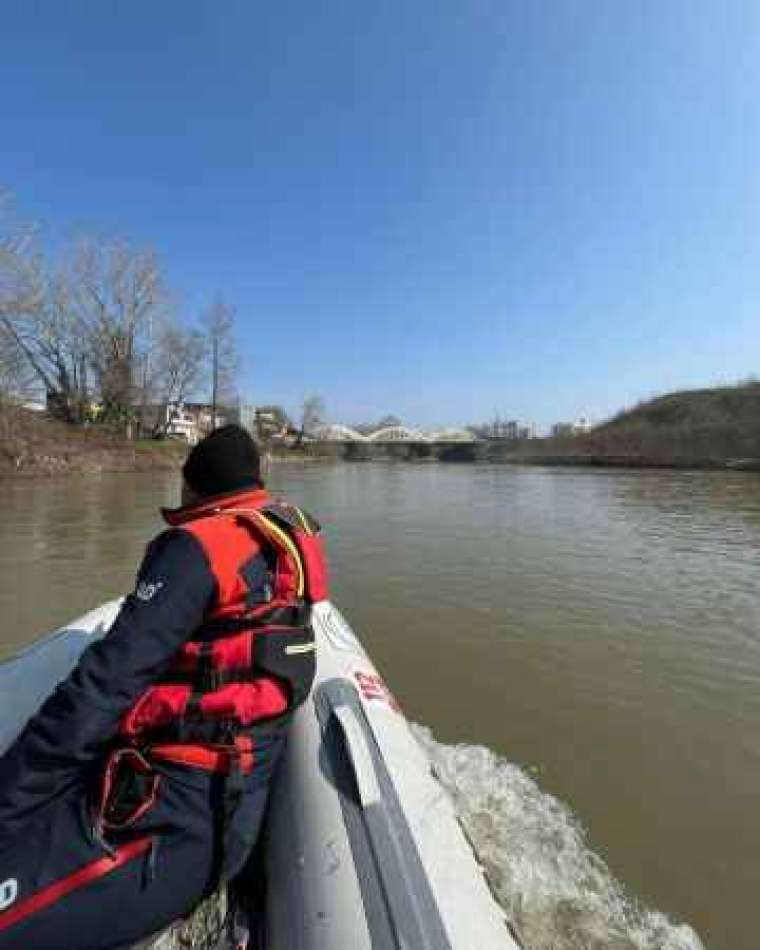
left=182, top=425, right=262, bottom=498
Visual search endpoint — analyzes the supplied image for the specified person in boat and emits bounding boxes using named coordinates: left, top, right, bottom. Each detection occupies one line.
left=0, top=425, right=328, bottom=949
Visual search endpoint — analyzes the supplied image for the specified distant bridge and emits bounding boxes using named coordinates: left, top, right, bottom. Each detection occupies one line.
left=366, top=425, right=427, bottom=442
left=313, top=424, right=476, bottom=443
left=314, top=424, right=368, bottom=442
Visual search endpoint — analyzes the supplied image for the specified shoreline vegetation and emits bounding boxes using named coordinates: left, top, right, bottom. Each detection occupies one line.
left=3, top=381, right=760, bottom=478
left=0, top=402, right=186, bottom=477
left=513, top=380, right=760, bottom=471
left=282, top=381, right=760, bottom=472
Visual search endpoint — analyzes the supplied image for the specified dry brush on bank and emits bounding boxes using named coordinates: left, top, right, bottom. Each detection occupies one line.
left=0, top=404, right=186, bottom=477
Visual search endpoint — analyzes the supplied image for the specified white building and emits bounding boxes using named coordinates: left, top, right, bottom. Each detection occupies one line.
left=551, top=417, right=593, bottom=437
left=164, top=403, right=227, bottom=444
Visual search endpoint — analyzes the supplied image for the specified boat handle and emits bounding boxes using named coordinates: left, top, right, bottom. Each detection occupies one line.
left=333, top=704, right=382, bottom=808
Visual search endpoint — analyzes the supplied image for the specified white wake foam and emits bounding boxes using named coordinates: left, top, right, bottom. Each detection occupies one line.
left=412, top=726, right=705, bottom=950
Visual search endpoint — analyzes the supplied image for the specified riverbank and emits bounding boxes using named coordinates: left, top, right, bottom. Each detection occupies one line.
left=514, top=381, right=760, bottom=470
left=5, top=380, right=760, bottom=477
left=273, top=441, right=760, bottom=472
left=0, top=405, right=185, bottom=478
left=281, top=382, right=760, bottom=472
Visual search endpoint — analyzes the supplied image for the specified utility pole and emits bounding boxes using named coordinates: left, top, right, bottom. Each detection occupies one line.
left=211, top=332, right=219, bottom=430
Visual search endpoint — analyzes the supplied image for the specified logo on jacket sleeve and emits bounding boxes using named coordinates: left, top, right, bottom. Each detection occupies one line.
left=0, top=878, right=18, bottom=911
left=135, top=580, right=165, bottom=602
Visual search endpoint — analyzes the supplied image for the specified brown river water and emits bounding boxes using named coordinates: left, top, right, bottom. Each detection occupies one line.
left=1, top=464, right=759, bottom=950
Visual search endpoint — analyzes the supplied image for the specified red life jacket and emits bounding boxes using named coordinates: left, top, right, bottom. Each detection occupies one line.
left=118, top=488, right=328, bottom=747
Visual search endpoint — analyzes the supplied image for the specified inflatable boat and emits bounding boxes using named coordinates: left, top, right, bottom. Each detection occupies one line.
left=0, top=600, right=522, bottom=949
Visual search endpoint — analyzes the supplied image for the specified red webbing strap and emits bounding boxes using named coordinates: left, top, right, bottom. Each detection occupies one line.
left=0, top=836, right=152, bottom=933
left=235, top=735, right=254, bottom=774
left=150, top=738, right=255, bottom=775
left=149, top=744, right=225, bottom=772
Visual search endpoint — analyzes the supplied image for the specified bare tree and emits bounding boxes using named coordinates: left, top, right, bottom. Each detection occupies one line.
left=152, top=324, right=205, bottom=436
left=201, top=296, right=238, bottom=428
left=377, top=414, right=402, bottom=429
left=0, top=322, right=36, bottom=400
left=36, top=273, right=93, bottom=418
left=0, top=192, right=37, bottom=303
left=0, top=196, right=97, bottom=414
left=0, top=193, right=50, bottom=403
left=296, top=394, right=325, bottom=445
left=0, top=266, right=98, bottom=420
left=69, top=238, right=168, bottom=432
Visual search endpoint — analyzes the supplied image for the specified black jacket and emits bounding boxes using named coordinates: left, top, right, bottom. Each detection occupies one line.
left=0, top=528, right=225, bottom=841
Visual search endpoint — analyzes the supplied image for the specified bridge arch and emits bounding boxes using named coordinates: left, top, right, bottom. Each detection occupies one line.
left=366, top=425, right=428, bottom=442
left=313, top=424, right=368, bottom=441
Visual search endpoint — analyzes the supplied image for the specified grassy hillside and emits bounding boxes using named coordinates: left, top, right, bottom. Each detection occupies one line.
left=513, top=382, right=760, bottom=467
left=602, top=382, right=760, bottom=432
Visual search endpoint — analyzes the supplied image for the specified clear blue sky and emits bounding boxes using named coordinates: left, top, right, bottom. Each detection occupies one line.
left=2, top=0, right=759, bottom=429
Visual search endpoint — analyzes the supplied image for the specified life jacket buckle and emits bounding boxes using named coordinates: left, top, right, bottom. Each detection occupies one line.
left=197, top=667, right=224, bottom=693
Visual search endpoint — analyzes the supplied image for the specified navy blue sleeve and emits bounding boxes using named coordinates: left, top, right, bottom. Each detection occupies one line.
left=0, top=528, right=215, bottom=838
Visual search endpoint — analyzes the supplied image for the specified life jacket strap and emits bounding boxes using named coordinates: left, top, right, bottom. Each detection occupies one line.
left=195, top=603, right=311, bottom=638
left=149, top=736, right=255, bottom=775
